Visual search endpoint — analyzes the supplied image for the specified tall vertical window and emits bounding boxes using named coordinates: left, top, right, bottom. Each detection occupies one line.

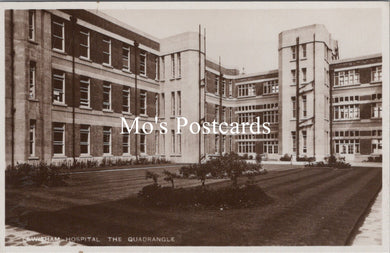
left=161, top=93, right=165, bottom=117
left=140, top=90, right=147, bottom=115
left=371, top=103, right=382, bottom=118
left=29, top=120, right=36, bottom=157
left=171, top=54, right=175, bottom=78
left=122, top=87, right=130, bottom=113
left=161, top=57, right=165, bottom=81
left=291, top=69, right=296, bottom=84
left=291, top=46, right=296, bottom=60
left=302, top=131, right=307, bottom=153
left=80, top=76, right=90, bottom=108
left=53, top=123, right=65, bottom=155
left=222, top=80, right=226, bottom=97
left=291, top=97, right=296, bottom=118
left=29, top=61, right=36, bottom=99
left=140, top=50, right=146, bottom=76
left=122, top=127, right=129, bottom=154
left=215, top=105, right=219, bottom=122
left=79, top=29, right=90, bottom=59
left=222, top=136, right=226, bottom=153
left=372, top=139, right=382, bottom=154
left=80, top=125, right=90, bottom=155
left=215, top=135, right=219, bottom=153
left=155, top=58, right=159, bottom=80
left=102, top=37, right=111, bottom=65
left=302, top=68, right=307, bottom=82
left=103, top=83, right=111, bottom=110
left=371, top=66, right=382, bottom=82
left=177, top=132, right=182, bottom=154
left=222, top=107, right=226, bottom=122
left=302, top=95, right=307, bottom=117
left=171, top=92, right=175, bottom=115
left=229, top=80, right=233, bottom=97
left=52, top=18, right=65, bottom=51
left=302, top=44, right=306, bottom=58
left=28, top=10, right=35, bottom=41
left=229, top=108, right=232, bottom=123
left=171, top=130, right=176, bottom=154
left=292, top=131, right=296, bottom=153
left=215, top=77, right=219, bottom=95
left=155, top=130, right=159, bottom=154
left=140, top=129, right=146, bottom=153
left=52, top=70, right=65, bottom=104
left=103, top=127, right=111, bottom=154
left=177, top=91, right=181, bottom=115
left=177, top=53, right=181, bottom=78
left=155, top=94, right=159, bottom=116
left=122, top=45, right=130, bottom=71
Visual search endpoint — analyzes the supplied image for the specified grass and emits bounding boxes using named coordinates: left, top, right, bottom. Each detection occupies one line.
left=5, top=165, right=381, bottom=246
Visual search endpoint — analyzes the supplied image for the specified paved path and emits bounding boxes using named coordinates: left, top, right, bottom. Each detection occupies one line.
left=352, top=191, right=382, bottom=245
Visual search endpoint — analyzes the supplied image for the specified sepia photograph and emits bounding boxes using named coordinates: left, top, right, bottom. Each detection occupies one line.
left=1, top=1, right=389, bottom=252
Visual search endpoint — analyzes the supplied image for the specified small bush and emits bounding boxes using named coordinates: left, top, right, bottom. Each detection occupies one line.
left=296, top=156, right=315, bottom=162
left=307, top=155, right=351, bottom=169
left=280, top=153, right=292, bottom=161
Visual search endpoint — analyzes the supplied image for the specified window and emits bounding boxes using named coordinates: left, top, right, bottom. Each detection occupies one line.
left=238, top=112, right=254, bottom=124
left=102, top=37, right=111, bottom=65
left=372, top=139, right=382, bottom=154
left=238, top=83, right=255, bottom=97
left=28, top=10, right=35, bottom=41
left=292, top=131, right=296, bottom=153
left=302, top=68, right=307, bottom=82
left=160, top=93, right=165, bottom=117
left=229, top=80, right=233, bottom=97
left=171, top=91, right=175, bottom=115
left=177, top=53, right=181, bottom=78
left=103, top=83, right=111, bottom=110
left=371, top=66, right=382, bottom=82
left=335, top=139, right=360, bottom=154
left=171, top=54, right=175, bottom=79
left=140, top=50, right=146, bottom=76
left=302, top=131, right=307, bottom=153
left=263, top=110, right=278, bottom=123
left=155, top=94, right=159, bottom=116
left=263, top=80, right=278, bottom=94
left=29, top=61, right=36, bottom=99
left=291, top=69, right=296, bottom=84
left=238, top=141, right=255, bottom=153
left=171, top=130, right=176, bottom=154
left=29, top=120, right=36, bottom=157
left=155, top=57, right=159, bottom=80
left=291, top=46, right=296, bottom=60
left=52, top=18, right=64, bottom=51
left=302, top=95, right=307, bottom=117
left=122, top=87, right=130, bottom=113
left=371, top=103, right=382, bottom=118
left=291, top=97, right=296, bottom=118
left=229, top=108, right=233, bottom=123
left=302, top=44, right=306, bottom=58
left=222, top=107, right=226, bottom=122
left=79, top=29, right=90, bottom=59
left=52, top=70, right=65, bottom=104
left=215, top=77, right=219, bottom=95
left=222, top=80, right=226, bottom=97
left=122, top=127, right=130, bottom=154
left=103, top=127, right=111, bottom=154
left=334, top=70, right=360, bottom=86
left=177, top=91, right=181, bottom=115
left=215, top=135, right=219, bottom=153
left=333, top=104, right=360, bottom=120
left=324, top=46, right=328, bottom=61
left=140, top=90, right=147, bottom=115
left=53, top=123, right=65, bottom=155
left=161, top=57, right=165, bottom=81
left=78, top=76, right=90, bottom=108
left=215, top=105, right=219, bottom=122
left=122, top=45, right=130, bottom=71
left=80, top=125, right=90, bottom=155
left=154, top=130, right=159, bottom=154
left=264, top=141, right=278, bottom=154
left=177, top=132, right=182, bottom=154
left=140, top=129, right=146, bottom=154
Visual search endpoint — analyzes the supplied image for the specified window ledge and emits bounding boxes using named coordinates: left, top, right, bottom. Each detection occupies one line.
left=370, top=81, right=382, bottom=84
left=122, top=69, right=131, bottom=74
left=300, top=57, right=307, bottom=61
left=102, top=63, right=113, bottom=68
left=28, top=156, right=39, bottom=160
left=52, top=48, right=66, bottom=55
left=28, top=39, right=38, bottom=45
left=28, top=98, right=39, bottom=102
left=122, top=111, right=132, bottom=115
left=176, top=77, right=182, bottom=80
left=103, top=154, right=113, bottom=157
left=79, top=56, right=92, bottom=62
left=53, top=102, right=68, bottom=107
left=139, top=114, right=148, bottom=118
left=140, top=74, right=147, bottom=78
left=80, top=154, right=92, bottom=158
left=80, top=106, right=92, bottom=110
left=52, top=155, right=67, bottom=159
left=103, top=109, right=113, bottom=113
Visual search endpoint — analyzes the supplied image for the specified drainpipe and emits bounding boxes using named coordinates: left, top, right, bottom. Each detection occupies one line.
left=295, top=37, right=300, bottom=158
left=70, top=16, right=77, bottom=166
left=10, top=10, right=15, bottom=169
left=203, top=28, right=207, bottom=159
left=313, top=34, right=316, bottom=158
left=134, top=41, right=139, bottom=162
left=219, top=57, right=223, bottom=157
left=198, top=25, right=202, bottom=164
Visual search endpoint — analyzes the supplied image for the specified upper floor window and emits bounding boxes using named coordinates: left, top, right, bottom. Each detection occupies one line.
left=229, top=80, right=233, bottom=97
left=52, top=18, right=65, bottom=52
left=291, top=69, right=296, bottom=84
left=177, top=53, right=181, bottom=78
left=79, top=29, right=90, bottom=59
left=52, top=70, right=65, bottom=104
left=177, top=91, right=181, bottom=115
left=102, top=37, right=111, bottom=66
left=291, top=46, right=296, bottom=60
left=122, top=87, right=130, bottom=113
left=263, top=80, right=278, bottom=94
left=155, top=94, right=159, bottom=116
left=171, top=54, right=175, bottom=79
left=28, top=10, right=35, bottom=41
left=80, top=76, right=90, bottom=108
left=334, top=70, right=360, bottom=87
left=215, top=76, right=219, bottom=95
left=238, top=83, right=255, bottom=97
left=122, top=45, right=130, bottom=71
left=333, top=104, right=360, bottom=120
left=103, top=83, right=111, bottom=110
left=302, top=68, right=307, bottom=82
left=302, top=95, right=307, bottom=117
left=161, top=57, right=165, bottom=81
left=140, top=50, right=146, bottom=76
left=302, top=44, right=307, bottom=58
left=140, top=90, right=147, bottom=115
left=222, top=80, right=226, bottom=97
left=371, top=66, right=382, bottom=82
left=29, top=61, right=36, bottom=99
left=372, top=103, right=382, bottom=118
left=291, top=97, right=296, bottom=118
left=171, top=91, right=175, bottom=115
left=155, top=58, right=159, bottom=81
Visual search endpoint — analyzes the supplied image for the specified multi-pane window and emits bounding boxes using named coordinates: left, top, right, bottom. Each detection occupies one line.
left=215, top=135, right=219, bottom=153
left=161, top=57, right=165, bottom=81
left=103, top=83, right=111, bottom=110
left=335, top=139, right=360, bottom=154
left=80, top=125, right=90, bottom=155
left=334, top=70, right=360, bottom=86
left=291, top=97, right=296, bottom=118
left=291, top=46, right=296, bottom=60
left=229, top=108, right=233, bottom=123
left=177, top=53, right=181, bottom=78
left=237, top=83, right=255, bottom=97
left=160, top=93, right=165, bottom=117
left=302, top=44, right=306, bottom=58
left=171, top=130, right=176, bottom=153
left=102, top=37, right=111, bottom=65
left=263, top=80, right=278, bottom=94
left=264, top=141, right=278, bottom=154
left=140, top=90, right=147, bottom=115
left=103, top=127, right=111, bottom=154
left=52, top=18, right=65, bottom=51
left=177, top=132, right=182, bottom=154
left=238, top=141, right=255, bottom=153
left=122, top=127, right=129, bottom=154
left=263, top=110, right=278, bottom=123
left=371, top=66, right=382, bottom=82
left=292, top=131, right=296, bottom=153
left=215, top=105, right=219, bottom=122
left=140, top=50, right=146, bottom=76
left=29, top=120, right=36, bottom=157
left=291, top=69, right=296, bottom=84
left=171, top=54, right=175, bottom=79
left=333, top=104, right=360, bottom=120
left=122, top=87, right=130, bottom=113
left=324, top=47, right=328, bottom=61
left=215, top=77, right=219, bottom=95
left=372, top=139, right=382, bottom=154
left=222, top=80, right=226, bottom=97
left=154, top=130, right=159, bottom=154
left=79, top=77, right=90, bottom=108
left=171, top=92, right=175, bottom=115
left=79, top=29, right=90, bottom=59
left=29, top=61, right=36, bottom=99
left=302, top=95, right=307, bottom=117
left=371, top=103, right=382, bottom=118
left=229, top=80, right=233, bottom=97
left=302, top=68, right=307, bottom=82
left=222, top=107, right=226, bottom=122
left=238, top=113, right=254, bottom=124
left=222, top=135, right=226, bottom=153
left=28, top=10, right=35, bottom=41
left=155, top=58, right=159, bottom=80
left=302, top=131, right=307, bottom=153
left=122, top=45, right=130, bottom=71
left=53, top=123, right=65, bottom=155
left=52, top=70, right=65, bottom=104
left=177, top=91, right=181, bottom=115
left=155, top=94, right=159, bottom=116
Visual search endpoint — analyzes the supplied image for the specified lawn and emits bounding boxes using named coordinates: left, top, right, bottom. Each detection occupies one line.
left=5, top=165, right=381, bottom=246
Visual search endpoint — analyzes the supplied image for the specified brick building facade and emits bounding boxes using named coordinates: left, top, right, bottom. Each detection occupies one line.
left=5, top=10, right=382, bottom=165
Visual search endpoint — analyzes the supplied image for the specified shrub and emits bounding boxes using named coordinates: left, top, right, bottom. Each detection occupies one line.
left=280, top=153, right=292, bottom=161
left=296, top=156, right=315, bottom=162
left=307, top=155, right=351, bottom=169
left=162, top=170, right=177, bottom=188
left=145, top=171, right=159, bottom=185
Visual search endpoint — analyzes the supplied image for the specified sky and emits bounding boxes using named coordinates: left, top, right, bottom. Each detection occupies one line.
left=101, top=8, right=382, bottom=73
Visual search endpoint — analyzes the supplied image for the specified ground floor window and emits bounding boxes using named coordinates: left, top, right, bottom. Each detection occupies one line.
left=264, top=141, right=278, bottom=154
left=29, top=120, right=36, bottom=157
left=238, top=141, right=254, bottom=153
left=140, top=130, right=146, bottom=154
left=334, top=139, right=360, bottom=154
left=80, top=125, right=90, bottom=155
left=53, top=123, right=65, bottom=155
left=103, top=127, right=111, bottom=154
left=372, top=139, right=382, bottom=154
left=122, top=128, right=129, bottom=155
